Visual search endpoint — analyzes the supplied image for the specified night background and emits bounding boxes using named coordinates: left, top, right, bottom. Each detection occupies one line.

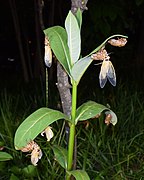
left=0, top=0, right=144, bottom=179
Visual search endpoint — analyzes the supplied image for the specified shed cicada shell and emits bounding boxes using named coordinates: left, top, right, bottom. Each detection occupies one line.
left=108, top=38, right=127, bottom=47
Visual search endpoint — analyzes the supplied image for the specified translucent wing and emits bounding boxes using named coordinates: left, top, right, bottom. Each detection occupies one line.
left=107, top=61, right=116, bottom=86
left=44, top=37, right=52, bottom=68
left=99, top=60, right=108, bottom=88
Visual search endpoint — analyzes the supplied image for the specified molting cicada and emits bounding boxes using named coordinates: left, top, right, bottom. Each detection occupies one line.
left=91, top=48, right=116, bottom=88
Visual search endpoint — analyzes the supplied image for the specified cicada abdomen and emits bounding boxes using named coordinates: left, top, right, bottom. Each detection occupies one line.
left=108, top=38, right=127, bottom=47
left=99, top=59, right=116, bottom=88
left=44, top=37, right=52, bottom=67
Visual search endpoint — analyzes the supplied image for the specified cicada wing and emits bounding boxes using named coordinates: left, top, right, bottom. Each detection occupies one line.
left=99, top=60, right=108, bottom=88
left=44, top=44, right=52, bottom=67
left=107, top=61, right=116, bottom=86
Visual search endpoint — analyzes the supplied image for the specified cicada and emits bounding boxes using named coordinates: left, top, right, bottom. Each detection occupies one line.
left=44, top=37, right=52, bottom=67
left=108, top=38, right=127, bottom=47
left=99, top=58, right=116, bottom=88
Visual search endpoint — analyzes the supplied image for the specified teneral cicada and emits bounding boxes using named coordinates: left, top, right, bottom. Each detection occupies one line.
left=44, top=37, right=52, bottom=67
left=99, top=58, right=116, bottom=88
left=91, top=48, right=116, bottom=88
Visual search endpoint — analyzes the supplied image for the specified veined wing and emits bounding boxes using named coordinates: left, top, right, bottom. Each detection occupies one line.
left=107, top=61, right=116, bottom=86
left=99, top=60, right=109, bottom=88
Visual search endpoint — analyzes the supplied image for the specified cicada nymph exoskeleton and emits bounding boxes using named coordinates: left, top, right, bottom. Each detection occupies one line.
left=44, top=36, right=52, bottom=67
left=20, top=140, right=42, bottom=166
left=91, top=48, right=108, bottom=61
left=108, top=38, right=127, bottom=47
left=104, top=113, right=112, bottom=126
left=91, top=48, right=116, bottom=88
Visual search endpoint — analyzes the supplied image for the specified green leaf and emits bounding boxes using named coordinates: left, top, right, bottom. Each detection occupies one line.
left=22, top=165, right=37, bottom=177
left=44, top=26, right=71, bottom=76
left=75, top=101, right=108, bottom=124
left=52, top=145, right=67, bottom=169
left=68, top=170, right=90, bottom=180
left=0, top=152, right=13, bottom=161
left=14, top=108, right=69, bottom=149
left=65, top=11, right=81, bottom=64
left=89, top=34, right=128, bottom=56
left=75, top=8, right=82, bottom=30
left=75, top=101, right=117, bottom=125
left=71, top=56, right=93, bottom=84
left=10, top=174, right=19, bottom=180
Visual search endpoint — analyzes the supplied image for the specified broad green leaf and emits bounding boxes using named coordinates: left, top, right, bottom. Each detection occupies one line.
left=10, top=174, right=19, bottom=180
left=65, top=11, right=81, bottom=64
left=89, top=34, right=128, bottom=56
left=68, top=170, right=90, bottom=180
left=22, top=165, right=37, bottom=177
left=71, top=56, right=93, bottom=84
left=52, top=145, right=67, bottom=169
left=75, top=101, right=117, bottom=125
left=0, top=152, right=13, bottom=161
left=75, top=8, right=82, bottom=30
left=14, top=108, right=69, bottom=149
left=44, top=26, right=71, bottom=76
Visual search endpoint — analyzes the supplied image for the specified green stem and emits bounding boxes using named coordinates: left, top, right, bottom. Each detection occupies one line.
left=66, top=80, right=77, bottom=179
left=46, top=68, right=48, bottom=107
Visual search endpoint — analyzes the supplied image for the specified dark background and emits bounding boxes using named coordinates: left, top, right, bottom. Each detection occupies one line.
left=0, top=0, right=144, bottom=91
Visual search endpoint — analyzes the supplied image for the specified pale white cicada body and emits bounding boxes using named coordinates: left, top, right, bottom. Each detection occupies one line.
left=44, top=37, right=52, bottom=67
left=99, top=58, right=116, bottom=88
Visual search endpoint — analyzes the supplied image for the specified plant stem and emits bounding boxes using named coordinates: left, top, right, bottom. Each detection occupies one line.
left=46, top=68, right=48, bottom=107
left=66, top=80, right=77, bottom=179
